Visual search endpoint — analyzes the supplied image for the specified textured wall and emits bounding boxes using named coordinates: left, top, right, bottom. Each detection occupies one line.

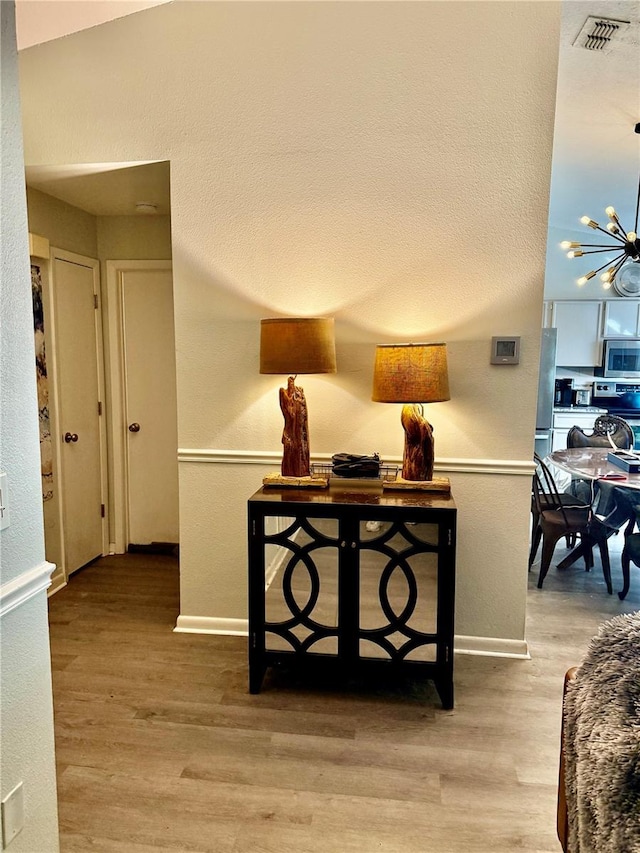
left=1, top=3, right=59, bottom=850
left=97, top=214, right=172, bottom=261
left=18, top=1, right=561, bottom=642
left=27, top=187, right=98, bottom=257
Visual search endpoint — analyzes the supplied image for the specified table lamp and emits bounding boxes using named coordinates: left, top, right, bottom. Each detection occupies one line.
left=260, top=317, right=336, bottom=484
left=372, top=342, right=450, bottom=490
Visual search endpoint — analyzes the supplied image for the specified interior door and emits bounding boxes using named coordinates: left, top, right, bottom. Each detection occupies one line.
left=122, top=267, right=179, bottom=546
left=53, top=254, right=106, bottom=574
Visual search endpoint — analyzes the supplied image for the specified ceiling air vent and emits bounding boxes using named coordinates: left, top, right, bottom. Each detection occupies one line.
left=573, top=16, right=631, bottom=51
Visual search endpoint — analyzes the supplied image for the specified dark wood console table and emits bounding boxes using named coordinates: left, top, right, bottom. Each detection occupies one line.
left=247, top=484, right=457, bottom=708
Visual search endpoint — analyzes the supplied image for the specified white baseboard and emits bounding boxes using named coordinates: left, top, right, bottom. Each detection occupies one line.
left=454, top=634, right=530, bottom=659
left=174, top=615, right=530, bottom=658
left=47, top=572, right=67, bottom=597
left=174, top=615, right=249, bottom=636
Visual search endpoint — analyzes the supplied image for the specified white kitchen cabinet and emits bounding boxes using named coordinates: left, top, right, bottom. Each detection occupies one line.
left=602, top=300, right=640, bottom=338
left=551, top=301, right=602, bottom=367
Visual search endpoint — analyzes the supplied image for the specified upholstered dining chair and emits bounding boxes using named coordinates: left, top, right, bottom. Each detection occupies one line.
left=530, top=454, right=612, bottom=593
left=567, top=415, right=633, bottom=450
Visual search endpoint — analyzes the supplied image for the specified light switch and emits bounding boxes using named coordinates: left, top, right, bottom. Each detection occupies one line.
left=0, top=473, right=9, bottom=531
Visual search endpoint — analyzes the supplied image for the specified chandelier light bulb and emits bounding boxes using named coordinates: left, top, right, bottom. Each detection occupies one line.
left=561, top=241, right=580, bottom=249
left=567, top=250, right=583, bottom=258
left=607, top=223, right=620, bottom=234
left=628, top=232, right=637, bottom=242
left=602, top=280, right=613, bottom=290
left=581, top=216, right=599, bottom=229
left=605, top=206, right=622, bottom=230
left=577, top=271, right=597, bottom=286
left=601, top=268, right=615, bottom=283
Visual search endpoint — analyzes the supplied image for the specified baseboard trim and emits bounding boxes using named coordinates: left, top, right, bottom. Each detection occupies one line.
left=174, top=615, right=249, bottom=636
left=174, top=615, right=530, bottom=658
left=177, top=448, right=533, bottom=476
left=47, top=571, right=67, bottom=598
left=0, top=560, right=57, bottom=618
left=454, top=635, right=530, bottom=659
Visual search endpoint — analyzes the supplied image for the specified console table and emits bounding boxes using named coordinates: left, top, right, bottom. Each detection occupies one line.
left=247, top=484, right=457, bottom=708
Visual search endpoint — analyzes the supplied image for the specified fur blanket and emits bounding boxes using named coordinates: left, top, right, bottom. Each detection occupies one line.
left=564, top=611, right=640, bottom=852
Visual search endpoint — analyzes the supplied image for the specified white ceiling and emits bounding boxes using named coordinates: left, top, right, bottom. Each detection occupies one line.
left=25, top=161, right=171, bottom=217
left=16, top=1, right=640, bottom=221
left=17, top=1, right=173, bottom=216
left=548, top=0, right=640, bottom=230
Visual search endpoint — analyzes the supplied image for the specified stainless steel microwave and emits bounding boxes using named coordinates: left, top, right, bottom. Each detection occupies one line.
left=602, top=339, right=640, bottom=378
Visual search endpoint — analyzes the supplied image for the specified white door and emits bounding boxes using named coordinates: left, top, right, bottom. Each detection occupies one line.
left=53, top=253, right=106, bottom=574
left=121, top=266, right=179, bottom=546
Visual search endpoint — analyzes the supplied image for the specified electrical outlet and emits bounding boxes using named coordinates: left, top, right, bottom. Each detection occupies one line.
left=0, top=473, right=9, bottom=531
left=1, top=782, right=24, bottom=847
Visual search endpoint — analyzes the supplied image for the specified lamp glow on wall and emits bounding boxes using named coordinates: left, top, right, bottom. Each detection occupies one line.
left=260, top=317, right=336, bottom=480
left=562, top=123, right=640, bottom=296
left=372, top=342, right=450, bottom=487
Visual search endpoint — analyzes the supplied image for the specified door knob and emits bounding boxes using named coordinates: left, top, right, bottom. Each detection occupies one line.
left=64, top=432, right=78, bottom=443
left=128, top=423, right=141, bottom=433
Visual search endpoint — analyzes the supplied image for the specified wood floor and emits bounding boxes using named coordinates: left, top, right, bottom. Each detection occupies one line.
left=48, top=537, right=640, bottom=853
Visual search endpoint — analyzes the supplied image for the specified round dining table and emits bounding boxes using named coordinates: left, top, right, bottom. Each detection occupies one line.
left=548, top=447, right=640, bottom=598
left=549, top=447, right=640, bottom=488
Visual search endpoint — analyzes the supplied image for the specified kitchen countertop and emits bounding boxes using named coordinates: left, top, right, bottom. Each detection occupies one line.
left=553, top=406, right=607, bottom=414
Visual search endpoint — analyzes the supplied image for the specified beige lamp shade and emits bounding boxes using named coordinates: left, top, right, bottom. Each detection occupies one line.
left=260, top=317, right=337, bottom=375
left=372, top=342, right=450, bottom=403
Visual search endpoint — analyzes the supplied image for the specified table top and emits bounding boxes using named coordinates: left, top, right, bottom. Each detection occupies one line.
left=249, top=483, right=457, bottom=510
left=549, top=448, right=640, bottom=490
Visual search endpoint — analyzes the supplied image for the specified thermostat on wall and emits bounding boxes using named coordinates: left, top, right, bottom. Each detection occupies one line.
left=491, top=336, right=520, bottom=365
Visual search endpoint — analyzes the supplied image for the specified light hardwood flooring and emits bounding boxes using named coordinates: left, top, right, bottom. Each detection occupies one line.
left=48, top=534, right=639, bottom=853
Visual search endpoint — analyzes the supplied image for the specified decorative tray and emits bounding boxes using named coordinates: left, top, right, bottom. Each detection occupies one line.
left=310, top=463, right=399, bottom=484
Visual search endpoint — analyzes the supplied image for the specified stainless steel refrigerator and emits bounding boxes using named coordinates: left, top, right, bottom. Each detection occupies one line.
left=535, top=327, right=557, bottom=458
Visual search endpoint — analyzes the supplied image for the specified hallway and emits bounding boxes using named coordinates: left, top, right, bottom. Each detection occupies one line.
left=48, top=548, right=639, bottom=852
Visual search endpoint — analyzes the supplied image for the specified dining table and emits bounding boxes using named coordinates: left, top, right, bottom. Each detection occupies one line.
left=549, top=447, right=640, bottom=490
left=548, top=447, right=640, bottom=596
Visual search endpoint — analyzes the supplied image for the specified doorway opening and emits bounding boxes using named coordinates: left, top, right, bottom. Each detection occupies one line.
left=26, top=160, right=178, bottom=585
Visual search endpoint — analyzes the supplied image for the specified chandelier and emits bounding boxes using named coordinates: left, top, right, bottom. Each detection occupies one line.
left=562, top=123, right=640, bottom=295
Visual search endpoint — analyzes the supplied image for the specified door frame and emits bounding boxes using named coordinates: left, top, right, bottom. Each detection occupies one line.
left=105, top=259, right=174, bottom=553
left=49, top=247, right=109, bottom=577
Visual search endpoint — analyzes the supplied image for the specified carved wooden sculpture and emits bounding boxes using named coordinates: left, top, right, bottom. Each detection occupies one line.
left=279, top=376, right=310, bottom=477
left=401, top=403, right=435, bottom=481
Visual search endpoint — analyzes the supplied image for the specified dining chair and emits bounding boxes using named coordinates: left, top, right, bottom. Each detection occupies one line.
left=530, top=453, right=591, bottom=555
left=567, top=415, right=633, bottom=450
left=530, top=454, right=612, bottom=593
left=619, top=505, right=640, bottom=600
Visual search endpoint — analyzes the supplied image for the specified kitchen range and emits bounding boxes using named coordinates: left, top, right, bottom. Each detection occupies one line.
left=591, top=381, right=640, bottom=449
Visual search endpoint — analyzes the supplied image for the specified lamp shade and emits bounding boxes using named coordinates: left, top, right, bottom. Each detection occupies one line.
left=372, top=342, right=450, bottom=403
left=260, top=317, right=337, bottom=375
